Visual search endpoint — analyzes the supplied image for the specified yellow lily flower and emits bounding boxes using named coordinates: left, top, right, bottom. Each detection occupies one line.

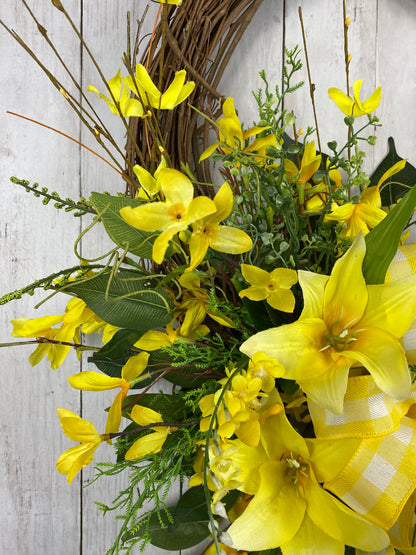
left=88, top=69, right=145, bottom=117
left=155, top=0, right=181, bottom=4
left=124, top=64, right=195, bottom=110
left=124, top=405, right=175, bottom=460
left=328, top=79, right=382, bottom=117
left=284, top=141, right=322, bottom=186
left=56, top=408, right=105, bottom=484
left=199, top=97, right=276, bottom=162
left=239, top=264, right=298, bottom=313
left=187, top=182, right=252, bottom=271
left=220, top=390, right=388, bottom=552
left=120, top=168, right=216, bottom=264
left=241, top=234, right=416, bottom=414
left=67, top=352, right=150, bottom=435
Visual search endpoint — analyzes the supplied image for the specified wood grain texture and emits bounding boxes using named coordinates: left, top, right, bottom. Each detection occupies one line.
left=0, top=1, right=415, bottom=553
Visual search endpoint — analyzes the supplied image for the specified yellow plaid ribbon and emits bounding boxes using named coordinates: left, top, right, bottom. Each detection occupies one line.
left=309, top=376, right=416, bottom=439
left=309, top=244, right=416, bottom=533
left=325, top=415, right=416, bottom=530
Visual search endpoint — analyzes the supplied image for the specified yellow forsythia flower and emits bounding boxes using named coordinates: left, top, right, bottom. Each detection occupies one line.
left=56, top=409, right=105, bottom=484
left=328, top=79, right=382, bottom=117
left=199, top=97, right=276, bottom=162
left=67, top=352, right=150, bottom=435
left=120, top=169, right=216, bottom=264
left=124, top=64, right=194, bottom=110
left=124, top=405, right=176, bottom=460
left=239, top=264, right=298, bottom=313
left=88, top=69, right=145, bottom=117
left=187, top=182, right=253, bottom=271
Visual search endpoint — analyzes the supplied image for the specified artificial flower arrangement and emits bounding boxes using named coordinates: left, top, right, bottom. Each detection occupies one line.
left=2, top=1, right=416, bottom=554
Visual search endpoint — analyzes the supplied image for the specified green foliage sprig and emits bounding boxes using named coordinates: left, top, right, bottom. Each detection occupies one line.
left=10, top=176, right=95, bottom=215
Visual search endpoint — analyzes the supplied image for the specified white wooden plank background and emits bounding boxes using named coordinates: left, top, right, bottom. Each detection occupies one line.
left=0, top=1, right=415, bottom=553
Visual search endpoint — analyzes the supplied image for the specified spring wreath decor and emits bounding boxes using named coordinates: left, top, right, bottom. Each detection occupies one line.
left=2, top=1, right=416, bottom=553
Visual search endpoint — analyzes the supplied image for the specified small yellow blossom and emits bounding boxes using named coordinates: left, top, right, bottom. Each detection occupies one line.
left=125, top=405, right=175, bottom=460
left=324, top=160, right=407, bottom=238
left=56, top=408, right=105, bottom=484
left=67, top=352, right=150, bottom=435
left=120, top=169, right=216, bottom=264
left=239, top=264, right=298, bottom=313
left=200, top=97, right=276, bottom=162
left=176, top=272, right=234, bottom=337
left=328, top=79, right=382, bottom=117
left=199, top=368, right=266, bottom=447
left=88, top=70, right=145, bottom=117
left=11, top=297, right=116, bottom=370
left=246, top=352, right=285, bottom=393
left=284, top=141, right=322, bottom=186
left=133, top=157, right=167, bottom=199
left=187, top=182, right=253, bottom=271
left=124, top=64, right=194, bottom=110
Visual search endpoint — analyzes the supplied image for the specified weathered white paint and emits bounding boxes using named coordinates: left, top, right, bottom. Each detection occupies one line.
left=0, top=1, right=415, bottom=553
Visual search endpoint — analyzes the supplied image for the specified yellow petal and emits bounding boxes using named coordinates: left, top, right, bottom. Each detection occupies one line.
left=307, top=480, right=389, bottom=551
left=211, top=182, right=234, bottom=224
left=211, top=226, right=253, bottom=255
left=160, top=168, right=194, bottom=207
left=11, top=315, right=63, bottom=337
left=328, top=87, right=353, bottom=116
left=376, top=159, right=407, bottom=190
left=125, top=428, right=168, bottom=460
left=281, top=512, right=345, bottom=555
left=68, top=371, right=124, bottom=391
left=344, top=326, right=411, bottom=400
left=323, top=234, right=368, bottom=331
left=56, top=442, right=100, bottom=484
left=298, top=270, right=328, bottom=319
left=130, top=404, right=163, bottom=426
left=105, top=390, right=125, bottom=435
left=241, top=264, right=269, bottom=287
left=267, top=288, right=296, bottom=312
left=185, top=196, right=217, bottom=225
left=121, top=351, right=150, bottom=381
left=299, top=360, right=351, bottom=414
left=57, top=408, right=101, bottom=443
left=187, top=232, right=210, bottom=271
left=363, top=277, right=416, bottom=338
left=134, top=330, right=171, bottom=350
left=120, top=202, right=171, bottom=231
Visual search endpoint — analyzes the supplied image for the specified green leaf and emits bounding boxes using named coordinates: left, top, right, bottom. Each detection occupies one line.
left=370, top=137, right=416, bottom=205
left=363, top=185, right=416, bottom=284
left=94, top=329, right=143, bottom=360
left=125, top=487, right=210, bottom=550
left=65, top=271, right=174, bottom=330
left=91, top=192, right=156, bottom=258
left=88, top=354, right=130, bottom=379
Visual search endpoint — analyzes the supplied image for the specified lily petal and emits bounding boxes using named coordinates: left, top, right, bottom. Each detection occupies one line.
left=228, top=460, right=306, bottom=550
left=344, top=327, right=411, bottom=400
